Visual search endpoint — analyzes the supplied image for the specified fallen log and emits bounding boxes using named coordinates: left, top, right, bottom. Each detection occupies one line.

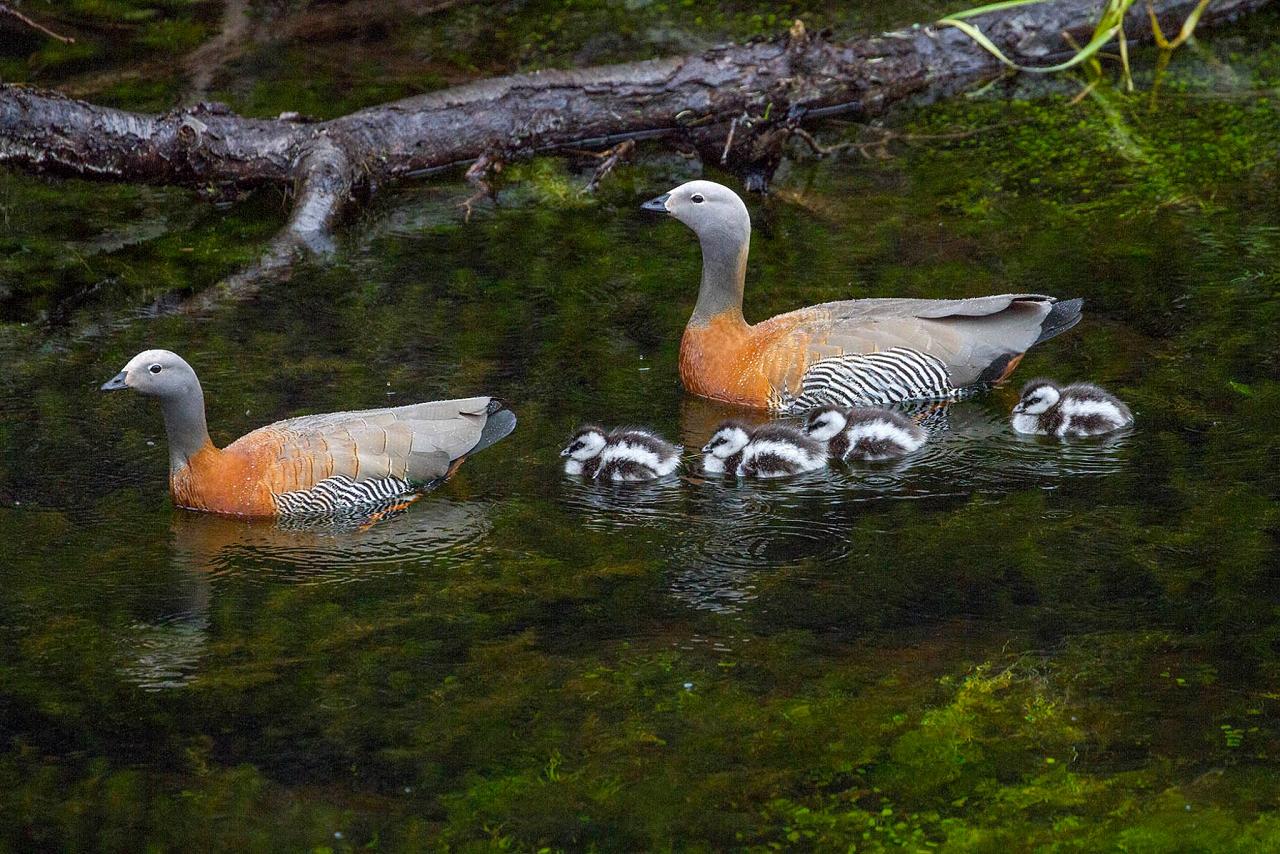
left=0, top=0, right=1270, bottom=299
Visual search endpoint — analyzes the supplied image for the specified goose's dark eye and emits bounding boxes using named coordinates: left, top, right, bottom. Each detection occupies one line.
left=149, top=364, right=162, bottom=374
left=691, top=193, right=705, bottom=204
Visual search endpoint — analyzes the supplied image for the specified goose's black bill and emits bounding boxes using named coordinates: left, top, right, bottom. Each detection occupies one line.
left=641, top=193, right=671, bottom=213
left=101, top=371, right=128, bottom=391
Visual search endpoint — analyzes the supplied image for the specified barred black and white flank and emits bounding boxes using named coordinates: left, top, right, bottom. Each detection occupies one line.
left=803, top=405, right=927, bottom=462
left=780, top=347, right=961, bottom=414
left=273, top=474, right=416, bottom=516
left=562, top=425, right=680, bottom=481
left=1011, top=379, right=1133, bottom=437
left=735, top=422, right=828, bottom=479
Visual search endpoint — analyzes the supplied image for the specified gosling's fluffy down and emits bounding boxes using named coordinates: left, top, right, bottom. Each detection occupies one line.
left=1011, top=379, right=1133, bottom=437
left=703, top=421, right=827, bottom=478
left=803, top=405, right=926, bottom=461
left=561, top=425, right=681, bottom=481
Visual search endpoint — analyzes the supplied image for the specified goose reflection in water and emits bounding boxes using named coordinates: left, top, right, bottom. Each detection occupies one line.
left=660, top=394, right=1132, bottom=614
left=118, top=499, right=493, bottom=690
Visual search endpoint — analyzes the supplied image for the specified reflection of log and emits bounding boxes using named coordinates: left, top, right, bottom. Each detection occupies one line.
left=0, top=0, right=1269, bottom=295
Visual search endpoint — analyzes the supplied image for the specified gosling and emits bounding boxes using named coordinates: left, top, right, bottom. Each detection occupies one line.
left=803, top=405, right=927, bottom=462
left=701, top=421, right=751, bottom=475
left=1011, top=379, right=1133, bottom=437
left=703, top=421, right=828, bottom=479
left=561, top=425, right=680, bottom=481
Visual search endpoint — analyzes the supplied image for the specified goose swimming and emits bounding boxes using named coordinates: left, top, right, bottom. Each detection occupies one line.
left=642, top=180, right=1083, bottom=413
left=102, top=349, right=515, bottom=518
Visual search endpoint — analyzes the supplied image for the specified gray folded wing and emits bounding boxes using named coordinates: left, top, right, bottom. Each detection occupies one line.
left=266, top=396, right=494, bottom=486
left=797, top=294, right=1057, bottom=388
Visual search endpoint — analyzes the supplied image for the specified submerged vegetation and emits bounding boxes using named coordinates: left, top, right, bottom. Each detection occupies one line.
left=2, top=0, right=1280, bottom=851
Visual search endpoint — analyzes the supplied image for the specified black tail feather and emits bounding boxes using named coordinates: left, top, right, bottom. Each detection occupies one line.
left=1034, top=297, right=1084, bottom=345
left=469, top=401, right=517, bottom=457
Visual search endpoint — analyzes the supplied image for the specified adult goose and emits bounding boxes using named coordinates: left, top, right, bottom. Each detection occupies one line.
left=102, top=349, right=516, bottom=518
left=642, top=181, right=1083, bottom=414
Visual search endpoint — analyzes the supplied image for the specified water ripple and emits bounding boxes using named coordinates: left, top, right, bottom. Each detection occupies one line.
left=654, top=398, right=1134, bottom=613
left=173, top=498, right=493, bottom=585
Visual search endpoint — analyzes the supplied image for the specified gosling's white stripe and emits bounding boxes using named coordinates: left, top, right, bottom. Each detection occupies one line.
left=1060, top=398, right=1128, bottom=423
left=781, top=348, right=958, bottom=414
left=593, top=437, right=681, bottom=480
left=702, top=455, right=726, bottom=473
left=564, top=459, right=585, bottom=475
left=1056, top=397, right=1130, bottom=437
left=737, top=439, right=826, bottom=476
left=846, top=421, right=926, bottom=453
left=596, top=441, right=680, bottom=475
left=598, top=441, right=662, bottom=470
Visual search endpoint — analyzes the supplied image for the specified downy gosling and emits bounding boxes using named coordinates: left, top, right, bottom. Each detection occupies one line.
left=703, top=421, right=827, bottom=478
left=1011, top=379, right=1133, bottom=438
left=803, top=405, right=927, bottom=462
left=561, top=425, right=681, bottom=481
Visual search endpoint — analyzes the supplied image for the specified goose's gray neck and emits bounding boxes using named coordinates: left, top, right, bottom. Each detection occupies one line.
left=159, top=381, right=212, bottom=472
left=691, top=222, right=750, bottom=326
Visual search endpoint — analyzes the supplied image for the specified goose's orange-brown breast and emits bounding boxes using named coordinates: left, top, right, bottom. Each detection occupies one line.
left=169, top=439, right=281, bottom=517
left=679, top=310, right=825, bottom=408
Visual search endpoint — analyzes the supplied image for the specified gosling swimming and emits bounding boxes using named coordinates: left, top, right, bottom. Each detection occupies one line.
left=704, top=421, right=827, bottom=478
left=701, top=421, right=751, bottom=475
left=561, top=425, right=681, bottom=481
left=803, top=405, right=927, bottom=462
left=1011, top=379, right=1133, bottom=437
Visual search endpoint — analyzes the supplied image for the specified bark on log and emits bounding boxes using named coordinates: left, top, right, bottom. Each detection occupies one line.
left=0, top=0, right=1270, bottom=300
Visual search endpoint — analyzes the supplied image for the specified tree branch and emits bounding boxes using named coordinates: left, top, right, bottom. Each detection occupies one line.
left=1, top=2, right=75, bottom=43
left=1, top=0, right=1270, bottom=306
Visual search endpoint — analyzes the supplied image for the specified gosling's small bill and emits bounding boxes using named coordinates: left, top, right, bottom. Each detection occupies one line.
left=803, top=405, right=927, bottom=462
left=561, top=425, right=681, bottom=481
left=1011, top=379, right=1133, bottom=437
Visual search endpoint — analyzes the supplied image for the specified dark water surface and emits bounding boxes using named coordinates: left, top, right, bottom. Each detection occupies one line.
left=3, top=4, right=1280, bottom=851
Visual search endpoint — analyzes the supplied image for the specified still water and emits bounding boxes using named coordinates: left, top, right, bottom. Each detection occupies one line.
left=2, top=7, right=1280, bottom=851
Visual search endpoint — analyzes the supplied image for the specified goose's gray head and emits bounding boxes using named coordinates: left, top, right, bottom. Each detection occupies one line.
left=803, top=406, right=849, bottom=442
left=642, top=180, right=750, bottom=244
left=102, top=349, right=201, bottom=400
left=701, top=421, right=750, bottom=458
left=1014, top=379, right=1061, bottom=415
left=561, top=426, right=608, bottom=461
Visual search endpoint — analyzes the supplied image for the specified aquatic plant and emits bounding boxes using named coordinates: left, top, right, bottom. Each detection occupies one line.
left=941, top=0, right=1215, bottom=89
